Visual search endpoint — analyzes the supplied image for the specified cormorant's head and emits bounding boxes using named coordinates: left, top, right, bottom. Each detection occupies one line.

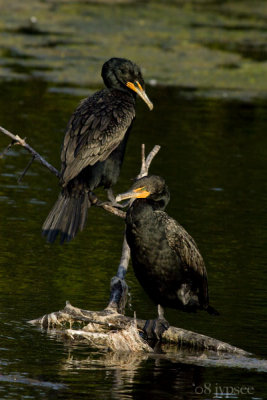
left=101, top=57, right=153, bottom=110
left=116, top=175, right=170, bottom=210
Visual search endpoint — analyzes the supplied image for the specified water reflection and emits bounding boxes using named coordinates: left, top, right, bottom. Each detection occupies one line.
left=50, top=341, right=267, bottom=400
left=57, top=346, right=204, bottom=400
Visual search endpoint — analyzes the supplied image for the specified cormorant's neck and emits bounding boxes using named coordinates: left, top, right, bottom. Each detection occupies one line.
left=127, top=199, right=153, bottom=226
left=149, top=188, right=170, bottom=211
left=147, top=197, right=169, bottom=211
left=108, top=85, right=137, bottom=102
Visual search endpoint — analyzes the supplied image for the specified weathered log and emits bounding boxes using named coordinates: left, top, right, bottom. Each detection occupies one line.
left=29, top=302, right=250, bottom=355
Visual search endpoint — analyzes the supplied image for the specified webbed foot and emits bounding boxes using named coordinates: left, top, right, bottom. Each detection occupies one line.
left=143, top=316, right=170, bottom=341
left=142, top=304, right=169, bottom=342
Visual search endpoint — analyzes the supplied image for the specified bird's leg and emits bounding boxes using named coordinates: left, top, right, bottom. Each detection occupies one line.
left=106, top=188, right=129, bottom=208
left=89, top=190, right=113, bottom=207
left=88, top=191, right=101, bottom=206
left=157, top=304, right=165, bottom=319
left=143, top=304, right=170, bottom=342
left=89, top=191, right=126, bottom=218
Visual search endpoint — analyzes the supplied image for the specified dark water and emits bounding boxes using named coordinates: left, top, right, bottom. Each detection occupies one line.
left=1, top=80, right=267, bottom=399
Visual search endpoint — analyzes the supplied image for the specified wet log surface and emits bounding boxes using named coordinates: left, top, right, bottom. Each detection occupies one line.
left=29, top=301, right=250, bottom=355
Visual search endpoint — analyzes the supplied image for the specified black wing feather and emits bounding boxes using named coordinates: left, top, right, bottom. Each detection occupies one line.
left=61, top=89, right=135, bottom=186
left=155, top=211, right=209, bottom=306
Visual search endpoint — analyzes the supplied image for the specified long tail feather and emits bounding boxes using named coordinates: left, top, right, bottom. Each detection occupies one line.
left=42, top=189, right=90, bottom=244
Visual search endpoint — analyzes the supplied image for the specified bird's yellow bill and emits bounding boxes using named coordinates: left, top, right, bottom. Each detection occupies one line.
left=116, top=187, right=151, bottom=202
left=133, top=186, right=151, bottom=198
left=126, top=81, right=153, bottom=111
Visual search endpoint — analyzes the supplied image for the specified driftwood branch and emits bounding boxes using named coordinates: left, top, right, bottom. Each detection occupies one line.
left=0, top=126, right=60, bottom=178
left=100, top=203, right=126, bottom=219
left=107, top=144, right=161, bottom=312
left=1, top=125, right=252, bottom=356
left=29, top=302, right=250, bottom=356
left=0, top=126, right=124, bottom=218
left=137, top=144, right=161, bottom=179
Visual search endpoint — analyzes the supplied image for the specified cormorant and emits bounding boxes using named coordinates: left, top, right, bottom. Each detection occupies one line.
left=116, top=175, right=219, bottom=339
left=42, top=57, right=153, bottom=243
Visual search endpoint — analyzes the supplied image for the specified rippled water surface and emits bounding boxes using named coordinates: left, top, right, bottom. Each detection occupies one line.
left=1, top=79, right=267, bottom=399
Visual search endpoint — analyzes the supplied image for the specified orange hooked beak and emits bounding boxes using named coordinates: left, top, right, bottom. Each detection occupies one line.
left=126, top=81, right=153, bottom=111
left=116, top=186, right=151, bottom=202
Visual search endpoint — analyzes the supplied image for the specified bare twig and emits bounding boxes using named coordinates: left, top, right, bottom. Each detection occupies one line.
left=137, top=144, right=161, bottom=179
left=0, top=126, right=128, bottom=217
left=107, top=235, right=130, bottom=313
left=117, top=236, right=130, bottom=280
left=100, top=203, right=126, bottom=219
left=0, top=126, right=60, bottom=178
left=0, top=141, right=15, bottom=159
left=107, top=144, right=161, bottom=312
left=17, top=156, right=36, bottom=183
left=139, top=143, right=146, bottom=177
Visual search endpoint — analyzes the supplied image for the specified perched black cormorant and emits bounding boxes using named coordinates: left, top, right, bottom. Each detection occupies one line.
left=42, top=57, right=153, bottom=243
left=116, top=175, right=219, bottom=339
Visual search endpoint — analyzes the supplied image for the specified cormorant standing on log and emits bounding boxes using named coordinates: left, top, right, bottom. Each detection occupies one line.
left=42, top=58, right=153, bottom=244
left=116, top=175, right=219, bottom=340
